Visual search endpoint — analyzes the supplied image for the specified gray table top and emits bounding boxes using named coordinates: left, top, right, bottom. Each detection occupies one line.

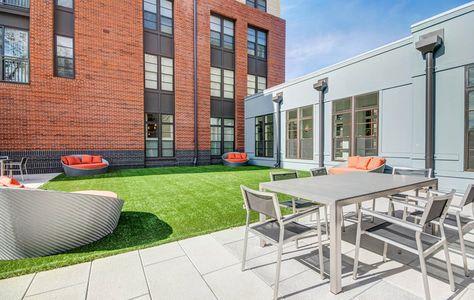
left=260, top=172, right=437, bottom=206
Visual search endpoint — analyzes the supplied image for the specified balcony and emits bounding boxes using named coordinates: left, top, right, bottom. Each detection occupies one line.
left=0, top=0, right=29, bottom=9
left=1, top=56, right=29, bottom=83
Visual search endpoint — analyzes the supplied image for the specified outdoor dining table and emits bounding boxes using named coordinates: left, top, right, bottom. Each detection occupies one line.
left=259, top=172, right=438, bottom=294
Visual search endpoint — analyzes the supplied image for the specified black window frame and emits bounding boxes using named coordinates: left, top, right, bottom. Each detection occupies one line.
left=211, top=117, right=235, bottom=157
left=210, top=66, right=234, bottom=101
left=143, top=0, right=174, bottom=36
left=210, top=14, right=235, bottom=52
left=246, top=0, right=266, bottom=12
left=247, top=74, right=267, bottom=96
left=145, top=113, right=175, bottom=159
left=331, top=92, right=379, bottom=161
left=255, top=114, right=274, bottom=157
left=0, top=25, right=29, bottom=83
left=465, top=64, right=474, bottom=171
left=54, top=0, right=75, bottom=79
left=247, top=26, right=267, bottom=60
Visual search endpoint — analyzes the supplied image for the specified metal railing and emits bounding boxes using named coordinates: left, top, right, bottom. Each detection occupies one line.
left=0, top=0, right=29, bottom=9
left=1, top=56, right=29, bottom=83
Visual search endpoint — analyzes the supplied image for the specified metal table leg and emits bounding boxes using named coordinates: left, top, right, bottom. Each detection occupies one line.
left=330, top=201, right=342, bottom=294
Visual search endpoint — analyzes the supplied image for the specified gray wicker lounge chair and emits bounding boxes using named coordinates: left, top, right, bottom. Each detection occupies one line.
left=222, top=152, right=249, bottom=167
left=62, top=155, right=109, bottom=177
left=353, top=190, right=456, bottom=300
left=0, top=188, right=123, bottom=260
left=240, top=185, right=325, bottom=300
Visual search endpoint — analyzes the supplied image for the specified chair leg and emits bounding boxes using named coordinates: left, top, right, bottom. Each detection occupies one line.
left=20, top=168, right=24, bottom=181
left=416, top=236, right=431, bottom=300
left=324, top=206, right=329, bottom=239
left=273, top=232, right=284, bottom=300
left=382, top=242, right=388, bottom=262
left=371, top=199, right=376, bottom=223
left=456, top=216, right=469, bottom=277
left=242, top=226, right=249, bottom=271
left=352, top=204, right=362, bottom=280
left=442, top=239, right=456, bottom=292
left=341, top=209, right=345, bottom=232
left=316, top=208, right=324, bottom=279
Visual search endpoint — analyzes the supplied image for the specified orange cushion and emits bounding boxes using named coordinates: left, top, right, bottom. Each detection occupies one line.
left=356, top=157, right=372, bottom=170
left=0, top=176, right=25, bottom=188
left=91, top=155, right=102, bottom=163
left=226, top=158, right=248, bottom=163
left=61, top=156, right=69, bottom=165
left=82, top=155, right=93, bottom=164
left=367, top=157, right=386, bottom=170
left=66, top=156, right=81, bottom=165
left=328, top=167, right=365, bottom=175
left=347, top=156, right=360, bottom=168
left=71, top=163, right=108, bottom=170
left=228, top=153, right=237, bottom=159
left=240, top=153, right=248, bottom=159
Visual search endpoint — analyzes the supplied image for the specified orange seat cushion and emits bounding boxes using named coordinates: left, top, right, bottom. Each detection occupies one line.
left=228, top=153, right=237, bottom=159
left=82, top=155, right=93, bottom=164
left=356, top=157, right=372, bottom=170
left=91, top=155, right=102, bottom=163
left=61, top=156, right=69, bottom=165
left=347, top=156, right=360, bottom=168
left=71, top=163, right=108, bottom=170
left=367, top=157, right=386, bottom=170
left=66, top=156, right=81, bottom=165
left=240, top=153, right=248, bottom=159
left=328, top=167, right=365, bottom=175
left=0, top=176, right=24, bottom=188
left=226, top=158, right=248, bottom=163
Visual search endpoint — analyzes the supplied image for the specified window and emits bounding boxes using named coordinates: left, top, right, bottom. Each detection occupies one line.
left=146, top=113, right=174, bottom=158
left=144, top=0, right=173, bottom=34
left=255, top=114, right=273, bottom=157
left=332, top=92, right=379, bottom=161
left=286, top=106, right=313, bottom=160
left=247, top=75, right=266, bottom=95
left=248, top=27, right=266, bottom=59
left=145, top=54, right=158, bottom=89
left=55, top=35, right=74, bottom=78
left=161, top=56, right=173, bottom=91
left=0, top=0, right=30, bottom=8
left=210, top=67, right=234, bottom=100
left=246, top=0, right=266, bottom=12
left=56, top=0, right=73, bottom=8
left=466, top=65, right=474, bottom=171
left=210, top=15, right=234, bottom=50
left=211, top=118, right=234, bottom=156
left=0, top=26, right=29, bottom=83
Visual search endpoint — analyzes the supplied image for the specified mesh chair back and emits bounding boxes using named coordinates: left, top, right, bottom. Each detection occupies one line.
left=241, top=186, right=280, bottom=220
left=310, top=167, right=327, bottom=177
left=20, top=157, right=28, bottom=166
left=392, top=167, right=433, bottom=178
left=420, top=190, right=455, bottom=225
left=270, top=171, right=298, bottom=182
left=461, top=184, right=474, bottom=207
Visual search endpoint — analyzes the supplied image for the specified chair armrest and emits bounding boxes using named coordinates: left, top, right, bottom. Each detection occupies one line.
left=282, top=206, right=321, bottom=224
left=368, top=164, right=385, bottom=173
left=391, top=199, right=427, bottom=211
left=360, top=208, right=423, bottom=232
left=405, top=195, right=429, bottom=204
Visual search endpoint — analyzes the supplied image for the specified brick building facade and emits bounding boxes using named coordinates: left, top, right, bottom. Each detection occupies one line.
left=0, top=0, right=285, bottom=173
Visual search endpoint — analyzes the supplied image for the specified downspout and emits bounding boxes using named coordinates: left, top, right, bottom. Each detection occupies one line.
left=272, top=93, right=283, bottom=168
left=193, top=0, right=199, bottom=166
left=313, top=78, right=328, bottom=167
left=415, top=30, right=443, bottom=171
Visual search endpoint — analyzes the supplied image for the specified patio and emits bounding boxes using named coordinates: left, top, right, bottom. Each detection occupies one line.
left=1, top=200, right=474, bottom=300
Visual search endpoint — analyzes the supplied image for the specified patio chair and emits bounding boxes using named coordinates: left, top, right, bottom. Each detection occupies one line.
left=240, top=185, right=325, bottom=300
left=5, top=157, right=29, bottom=181
left=309, top=167, right=329, bottom=233
left=392, top=184, right=474, bottom=277
left=353, top=190, right=456, bottom=300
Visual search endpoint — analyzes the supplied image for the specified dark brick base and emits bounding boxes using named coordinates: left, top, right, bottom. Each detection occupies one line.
left=146, top=150, right=212, bottom=167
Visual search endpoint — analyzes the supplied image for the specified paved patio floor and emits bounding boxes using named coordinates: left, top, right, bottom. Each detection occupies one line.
left=2, top=197, right=474, bottom=300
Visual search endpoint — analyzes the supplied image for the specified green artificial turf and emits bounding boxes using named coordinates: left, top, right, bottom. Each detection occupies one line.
left=0, top=165, right=307, bottom=279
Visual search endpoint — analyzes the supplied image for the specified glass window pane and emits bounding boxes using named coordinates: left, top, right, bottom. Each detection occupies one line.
left=288, top=109, right=297, bottom=120
left=223, top=20, right=234, bottom=36
left=211, top=118, right=221, bottom=126
left=210, top=16, right=221, bottom=32
left=144, top=0, right=157, bottom=13
left=468, top=66, right=474, bottom=87
left=257, top=31, right=266, bottom=46
left=355, top=93, right=378, bottom=109
left=333, top=98, right=352, bottom=112
left=469, top=91, right=474, bottom=110
left=224, top=119, right=234, bottom=126
left=57, top=0, right=73, bottom=8
left=301, top=106, right=313, bottom=118
left=4, top=28, right=29, bottom=58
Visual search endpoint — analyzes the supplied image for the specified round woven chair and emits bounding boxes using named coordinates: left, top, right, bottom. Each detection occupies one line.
left=61, top=155, right=109, bottom=177
left=222, top=152, right=249, bottom=167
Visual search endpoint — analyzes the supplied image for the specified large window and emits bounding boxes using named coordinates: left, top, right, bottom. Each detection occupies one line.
left=246, top=0, right=266, bottom=12
left=0, top=26, right=29, bottom=83
left=247, top=74, right=266, bottom=95
left=247, top=27, right=266, bottom=59
left=286, top=106, right=313, bottom=160
left=1, top=0, right=30, bottom=9
left=466, top=65, right=474, bottom=171
left=211, top=118, right=234, bottom=156
left=55, top=35, right=74, bottom=78
left=255, top=114, right=273, bottom=157
left=145, top=54, right=173, bottom=91
left=146, top=113, right=174, bottom=158
left=210, top=15, right=234, bottom=50
left=332, top=92, right=379, bottom=161
left=144, top=0, right=173, bottom=34
left=210, top=67, right=234, bottom=100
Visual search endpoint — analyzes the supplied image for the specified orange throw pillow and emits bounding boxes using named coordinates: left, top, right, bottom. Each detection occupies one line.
left=91, top=155, right=102, bottom=163
left=228, top=153, right=237, bottom=159
left=240, top=153, right=248, bottom=159
left=347, top=156, right=360, bottom=168
left=67, top=156, right=81, bottom=165
left=356, top=156, right=372, bottom=170
left=82, top=155, right=93, bottom=164
left=367, top=157, right=386, bottom=170
left=0, top=176, right=24, bottom=188
left=61, top=156, right=69, bottom=165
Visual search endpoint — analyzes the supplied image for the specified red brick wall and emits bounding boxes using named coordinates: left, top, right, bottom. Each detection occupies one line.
left=0, top=0, right=285, bottom=161
left=0, top=0, right=144, bottom=152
